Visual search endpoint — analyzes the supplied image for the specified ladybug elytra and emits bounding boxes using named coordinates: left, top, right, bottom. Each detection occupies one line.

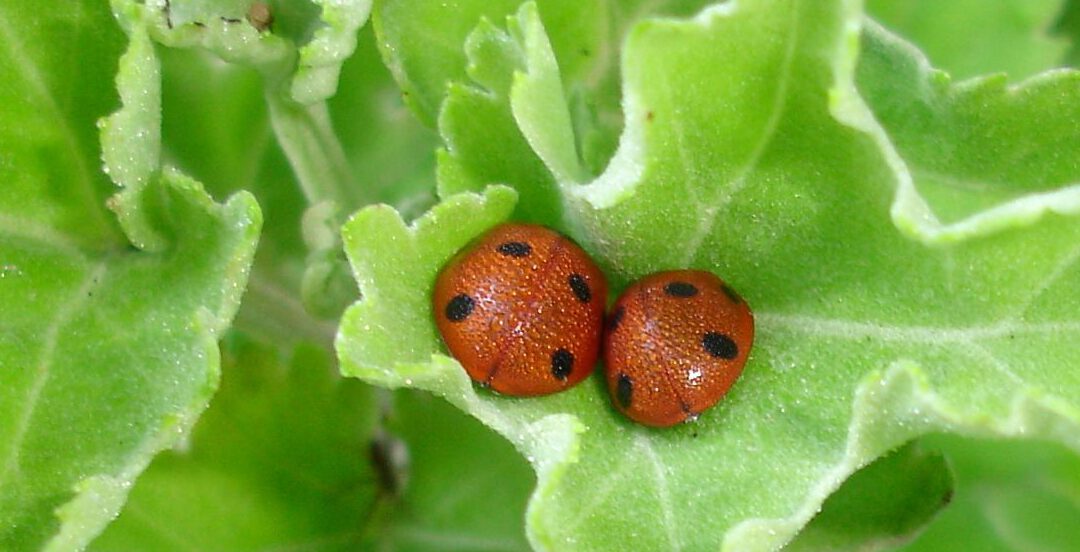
left=433, top=223, right=607, bottom=396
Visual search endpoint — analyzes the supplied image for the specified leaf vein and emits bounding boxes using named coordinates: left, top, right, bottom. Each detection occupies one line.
left=961, top=341, right=1023, bottom=385
left=0, top=214, right=93, bottom=259
left=756, top=312, right=1080, bottom=343
left=558, top=447, right=634, bottom=536
left=1004, top=240, right=1080, bottom=324
left=683, top=0, right=800, bottom=266
left=0, top=4, right=113, bottom=237
left=0, top=262, right=106, bottom=489
left=636, top=434, right=681, bottom=550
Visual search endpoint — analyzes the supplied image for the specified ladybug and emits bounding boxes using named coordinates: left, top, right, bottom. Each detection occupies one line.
left=433, top=223, right=607, bottom=396
left=604, top=270, right=753, bottom=427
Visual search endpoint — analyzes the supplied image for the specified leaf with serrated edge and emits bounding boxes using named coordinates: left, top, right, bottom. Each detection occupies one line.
left=367, top=390, right=534, bottom=551
left=0, top=2, right=260, bottom=549
left=788, top=441, right=953, bottom=551
left=344, top=0, right=1080, bottom=549
left=866, top=0, right=1069, bottom=81
left=853, top=20, right=1080, bottom=244
left=113, top=0, right=384, bottom=320
left=336, top=184, right=585, bottom=548
left=91, top=339, right=377, bottom=551
left=292, top=0, right=373, bottom=104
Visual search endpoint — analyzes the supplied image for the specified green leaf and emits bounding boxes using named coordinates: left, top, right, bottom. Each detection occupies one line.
left=367, top=390, right=533, bottom=551
left=866, top=0, right=1070, bottom=80
left=340, top=0, right=1080, bottom=550
left=122, top=0, right=432, bottom=324
left=430, top=0, right=714, bottom=225
left=856, top=20, right=1080, bottom=242
left=91, top=337, right=378, bottom=551
left=435, top=6, right=570, bottom=225
left=155, top=45, right=327, bottom=345
left=112, top=0, right=374, bottom=319
left=1055, top=0, right=1080, bottom=65
left=130, top=0, right=369, bottom=106
left=0, top=2, right=260, bottom=549
left=291, top=0, right=373, bottom=105
left=374, top=0, right=707, bottom=171
left=328, top=25, right=441, bottom=221
left=789, top=441, right=954, bottom=551
left=0, top=1, right=124, bottom=251
left=372, top=0, right=521, bottom=127
left=153, top=18, right=438, bottom=345
left=901, top=434, right=1080, bottom=552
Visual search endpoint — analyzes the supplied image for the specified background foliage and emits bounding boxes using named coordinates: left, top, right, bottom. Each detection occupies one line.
left=1, top=0, right=1078, bottom=550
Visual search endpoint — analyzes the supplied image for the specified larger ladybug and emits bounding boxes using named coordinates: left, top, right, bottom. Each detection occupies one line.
left=433, top=223, right=607, bottom=396
left=604, top=270, right=753, bottom=427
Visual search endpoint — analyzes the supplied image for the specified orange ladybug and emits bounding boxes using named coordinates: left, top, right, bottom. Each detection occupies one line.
left=433, top=223, right=607, bottom=396
left=604, top=270, right=753, bottom=427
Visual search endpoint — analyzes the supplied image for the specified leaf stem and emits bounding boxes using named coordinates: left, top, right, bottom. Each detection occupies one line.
left=235, top=268, right=338, bottom=348
left=265, top=94, right=363, bottom=213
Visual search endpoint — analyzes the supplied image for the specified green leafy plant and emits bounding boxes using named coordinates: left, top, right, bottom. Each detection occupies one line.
left=1, top=0, right=1078, bottom=550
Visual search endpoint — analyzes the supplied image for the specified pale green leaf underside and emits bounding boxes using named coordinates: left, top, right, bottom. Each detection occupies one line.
left=341, top=0, right=1080, bottom=550
left=1, top=2, right=260, bottom=549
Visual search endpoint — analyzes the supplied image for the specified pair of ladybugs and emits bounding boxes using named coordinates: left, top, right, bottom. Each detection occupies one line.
left=434, top=223, right=754, bottom=427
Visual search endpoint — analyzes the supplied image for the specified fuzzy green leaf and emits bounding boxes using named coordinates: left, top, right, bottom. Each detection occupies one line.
left=1056, top=0, right=1080, bottom=65
left=365, top=390, right=534, bottom=551
left=91, top=338, right=378, bottom=551
left=790, top=441, right=953, bottom=551
left=0, top=2, right=261, bottom=549
left=112, top=0, right=376, bottom=319
left=866, top=0, right=1070, bottom=80
left=372, top=0, right=522, bottom=127
left=151, top=19, right=437, bottom=346
left=901, top=435, right=1080, bottom=551
left=341, top=0, right=1080, bottom=550
left=857, top=20, right=1080, bottom=242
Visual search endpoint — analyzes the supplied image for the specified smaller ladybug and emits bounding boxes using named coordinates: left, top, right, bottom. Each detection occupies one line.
left=433, top=223, right=607, bottom=396
left=604, top=270, right=753, bottom=427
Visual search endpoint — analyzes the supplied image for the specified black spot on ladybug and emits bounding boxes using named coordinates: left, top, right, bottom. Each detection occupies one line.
left=568, top=273, right=591, bottom=303
left=551, top=348, right=574, bottom=380
left=721, top=283, right=742, bottom=303
left=445, top=294, right=475, bottom=322
left=496, top=241, right=532, bottom=257
left=702, top=332, right=738, bottom=359
left=664, top=281, right=699, bottom=297
left=607, top=305, right=625, bottom=333
left=616, top=373, right=633, bottom=408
